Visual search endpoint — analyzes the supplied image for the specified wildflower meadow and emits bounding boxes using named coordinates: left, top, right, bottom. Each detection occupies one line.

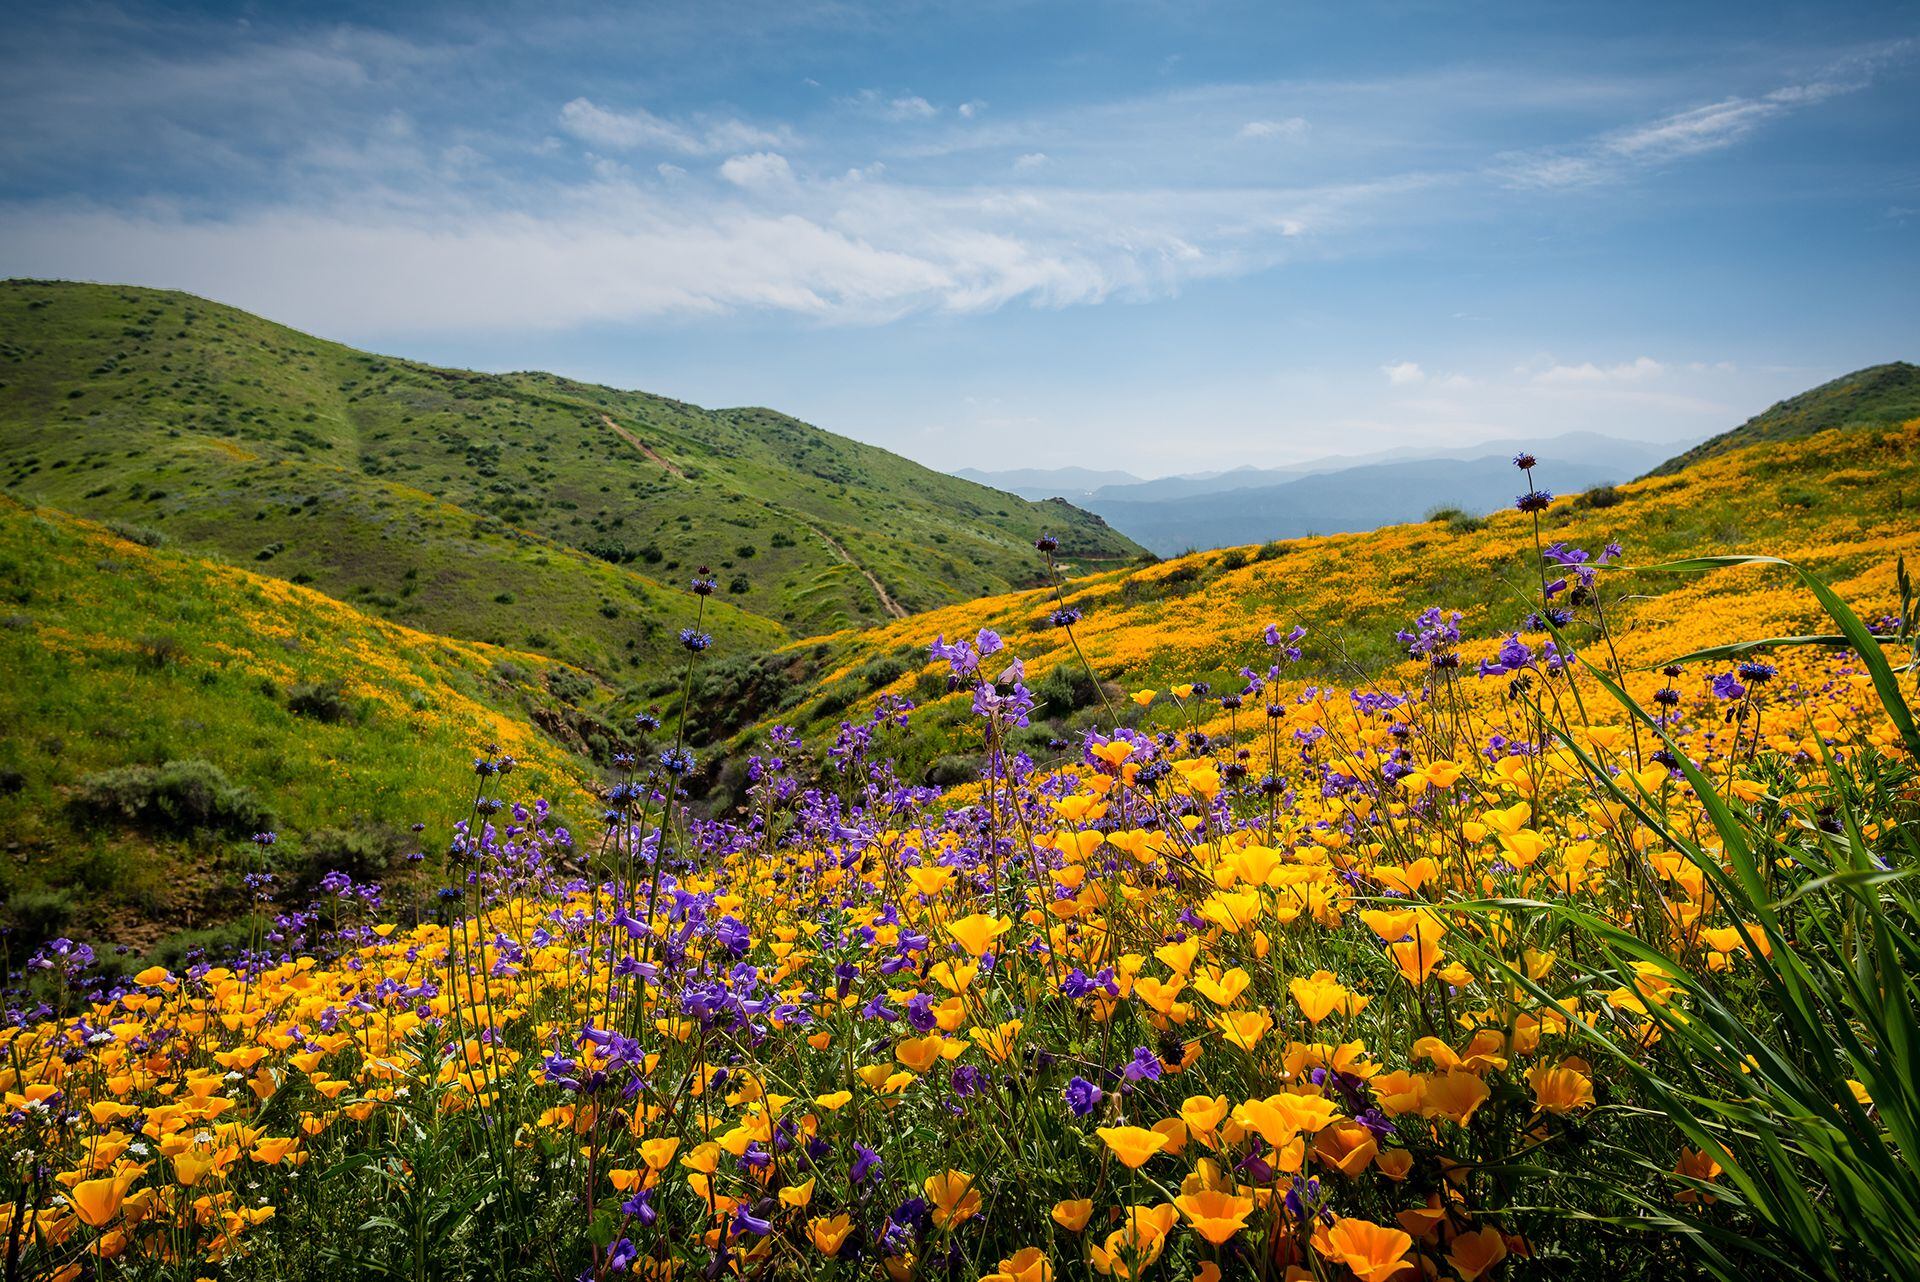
left=7, top=453, right=1919, bottom=1282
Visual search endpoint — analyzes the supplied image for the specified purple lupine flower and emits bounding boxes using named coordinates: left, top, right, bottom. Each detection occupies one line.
left=1122, top=1046, right=1163, bottom=1083
left=851, top=1143, right=883, bottom=1185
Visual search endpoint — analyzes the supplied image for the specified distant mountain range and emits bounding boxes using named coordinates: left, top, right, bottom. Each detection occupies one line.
left=951, top=465, right=1141, bottom=500
left=959, top=432, right=1680, bottom=556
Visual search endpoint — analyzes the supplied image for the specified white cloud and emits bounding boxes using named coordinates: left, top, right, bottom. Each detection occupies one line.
left=840, top=89, right=939, bottom=121
left=0, top=162, right=1393, bottom=332
left=957, top=100, right=986, bottom=119
left=718, top=151, right=794, bottom=188
left=1382, top=361, right=1425, bottom=385
left=1532, top=356, right=1665, bottom=385
left=1238, top=117, right=1308, bottom=141
left=558, top=98, right=786, bottom=156
left=1012, top=152, right=1048, bottom=171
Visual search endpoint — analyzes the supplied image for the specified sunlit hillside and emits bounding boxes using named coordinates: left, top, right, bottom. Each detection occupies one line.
left=751, top=420, right=1920, bottom=777
left=0, top=497, right=599, bottom=953
left=0, top=281, right=1141, bottom=677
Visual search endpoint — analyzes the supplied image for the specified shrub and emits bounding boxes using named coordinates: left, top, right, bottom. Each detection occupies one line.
left=148, top=920, right=254, bottom=973
left=3, top=888, right=76, bottom=955
left=927, top=754, right=979, bottom=787
left=685, top=653, right=797, bottom=740
left=286, top=680, right=355, bottom=724
left=283, top=822, right=410, bottom=892
left=133, top=633, right=185, bottom=671
left=1572, top=483, right=1623, bottom=510
left=853, top=654, right=908, bottom=690
left=1032, top=663, right=1101, bottom=717
left=104, top=520, right=165, bottom=548
left=72, top=759, right=273, bottom=837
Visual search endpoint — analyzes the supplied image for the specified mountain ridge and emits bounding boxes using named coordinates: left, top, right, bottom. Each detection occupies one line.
left=0, top=280, right=1143, bottom=679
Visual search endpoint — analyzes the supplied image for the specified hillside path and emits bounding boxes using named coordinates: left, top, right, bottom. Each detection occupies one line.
left=600, top=414, right=686, bottom=477
left=806, top=523, right=908, bottom=620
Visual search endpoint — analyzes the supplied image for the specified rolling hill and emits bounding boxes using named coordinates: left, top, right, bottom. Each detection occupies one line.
left=741, top=415, right=1920, bottom=782
left=0, top=281, right=1141, bottom=680
left=1645, top=360, right=1920, bottom=476
left=0, top=496, right=604, bottom=952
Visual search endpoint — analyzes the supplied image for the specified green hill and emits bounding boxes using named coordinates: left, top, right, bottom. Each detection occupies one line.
left=0, top=496, right=609, bottom=954
left=0, top=281, right=1141, bottom=680
left=1645, top=360, right=1920, bottom=476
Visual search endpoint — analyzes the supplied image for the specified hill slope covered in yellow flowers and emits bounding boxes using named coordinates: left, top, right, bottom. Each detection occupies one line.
left=756, top=419, right=1920, bottom=773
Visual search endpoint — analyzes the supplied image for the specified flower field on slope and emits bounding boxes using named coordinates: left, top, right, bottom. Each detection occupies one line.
left=768, top=421, right=1920, bottom=763
left=6, top=455, right=1920, bottom=1282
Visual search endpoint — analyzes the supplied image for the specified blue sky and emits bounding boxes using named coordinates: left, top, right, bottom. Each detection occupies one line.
left=2, top=1, right=1916, bottom=475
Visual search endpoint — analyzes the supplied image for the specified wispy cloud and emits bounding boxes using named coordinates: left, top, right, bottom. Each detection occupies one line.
left=717, top=151, right=794, bottom=187
left=839, top=88, right=941, bottom=121
left=558, top=98, right=789, bottom=155
left=1492, top=45, right=1908, bottom=190
left=1381, top=361, right=1424, bottom=384
left=1532, top=356, right=1665, bottom=385
left=1238, top=117, right=1307, bottom=141
left=0, top=162, right=1415, bottom=331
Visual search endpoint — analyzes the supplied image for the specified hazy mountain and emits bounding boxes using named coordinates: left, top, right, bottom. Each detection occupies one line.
left=952, top=466, right=1143, bottom=501
left=1089, top=432, right=1675, bottom=505
left=1087, top=454, right=1633, bottom=556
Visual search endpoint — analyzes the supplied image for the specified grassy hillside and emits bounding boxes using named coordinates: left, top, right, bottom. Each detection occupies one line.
left=0, top=496, right=606, bottom=953
left=749, top=417, right=1920, bottom=777
left=0, top=281, right=1141, bottom=678
left=1646, top=360, right=1920, bottom=476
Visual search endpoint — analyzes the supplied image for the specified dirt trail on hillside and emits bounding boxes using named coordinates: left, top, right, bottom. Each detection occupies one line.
left=807, top=524, right=908, bottom=620
left=600, top=414, right=686, bottom=477
left=600, top=412, right=906, bottom=621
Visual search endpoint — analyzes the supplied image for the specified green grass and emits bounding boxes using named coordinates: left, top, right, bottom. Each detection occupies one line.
left=0, top=497, right=607, bottom=951
left=0, top=281, right=1140, bottom=679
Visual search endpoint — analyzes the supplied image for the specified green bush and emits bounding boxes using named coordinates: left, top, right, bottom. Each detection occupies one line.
left=1032, top=663, right=1101, bottom=717
left=104, top=520, right=165, bottom=548
left=685, top=653, right=797, bottom=740
left=853, top=654, right=908, bottom=690
left=284, top=822, right=410, bottom=892
left=3, top=888, right=76, bottom=954
left=148, top=919, right=254, bottom=972
left=286, top=679, right=355, bottom=723
left=1572, top=483, right=1623, bottom=510
left=72, top=759, right=273, bottom=837
left=927, top=754, right=979, bottom=787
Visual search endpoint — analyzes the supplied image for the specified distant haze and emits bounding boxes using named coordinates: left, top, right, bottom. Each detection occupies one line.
left=959, top=432, right=1678, bottom=554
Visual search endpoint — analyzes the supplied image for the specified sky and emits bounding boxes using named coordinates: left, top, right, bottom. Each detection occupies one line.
left=2, top=1, right=1916, bottom=477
